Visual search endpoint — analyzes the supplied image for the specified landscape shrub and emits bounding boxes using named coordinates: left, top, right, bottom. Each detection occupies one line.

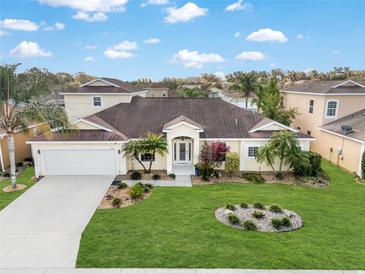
left=227, top=214, right=239, bottom=225
left=118, top=182, right=128, bottom=189
left=225, top=152, right=240, bottom=176
left=243, top=220, right=257, bottom=231
left=269, top=204, right=282, bottom=213
left=240, top=202, right=248, bottom=209
left=128, top=183, right=144, bottom=199
left=112, top=197, right=121, bottom=208
left=294, top=151, right=322, bottom=177
left=130, top=171, right=142, bottom=180
left=271, top=217, right=291, bottom=229
left=253, top=202, right=265, bottom=210
left=152, top=174, right=161, bottom=180
left=168, top=173, right=176, bottom=179
left=362, top=151, right=365, bottom=179
left=252, top=211, right=264, bottom=219
left=143, top=183, right=154, bottom=192
left=226, top=204, right=236, bottom=211
left=242, top=172, right=266, bottom=184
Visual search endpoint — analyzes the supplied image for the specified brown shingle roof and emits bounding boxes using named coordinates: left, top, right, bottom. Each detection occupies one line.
left=31, top=130, right=125, bottom=142
left=85, top=97, right=266, bottom=138
left=282, top=80, right=365, bottom=94
left=321, top=108, right=365, bottom=142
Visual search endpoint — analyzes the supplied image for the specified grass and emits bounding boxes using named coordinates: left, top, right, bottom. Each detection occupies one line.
left=0, top=167, right=36, bottom=210
left=77, top=161, right=365, bottom=269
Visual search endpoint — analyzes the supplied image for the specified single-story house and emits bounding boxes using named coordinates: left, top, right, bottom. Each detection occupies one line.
left=135, top=82, right=169, bottom=97
left=319, top=108, right=365, bottom=176
left=27, top=96, right=312, bottom=177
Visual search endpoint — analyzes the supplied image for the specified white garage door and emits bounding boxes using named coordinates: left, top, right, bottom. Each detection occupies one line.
left=42, top=149, right=118, bottom=175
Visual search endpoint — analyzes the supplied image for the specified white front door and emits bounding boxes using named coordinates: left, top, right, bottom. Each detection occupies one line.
left=173, top=140, right=192, bottom=164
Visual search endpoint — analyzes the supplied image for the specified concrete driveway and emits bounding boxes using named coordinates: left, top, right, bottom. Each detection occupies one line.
left=0, top=175, right=113, bottom=268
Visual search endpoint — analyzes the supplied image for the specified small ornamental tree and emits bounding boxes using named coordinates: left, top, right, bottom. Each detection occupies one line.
left=212, top=142, right=229, bottom=162
left=225, top=152, right=240, bottom=176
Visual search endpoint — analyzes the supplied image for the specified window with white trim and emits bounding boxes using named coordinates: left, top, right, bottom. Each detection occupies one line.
left=326, top=100, right=338, bottom=117
left=308, top=99, right=314, bottom=114
left=93, top=96, right=102, bottom=107
left=248, top=147, right=259, bottom=157
left=141, top=153, right=155, bottom=162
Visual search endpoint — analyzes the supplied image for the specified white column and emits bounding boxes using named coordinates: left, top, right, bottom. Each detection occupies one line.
left=167, top=136, right=173, bottom=174
left=240, top=141, right=245, bottom=171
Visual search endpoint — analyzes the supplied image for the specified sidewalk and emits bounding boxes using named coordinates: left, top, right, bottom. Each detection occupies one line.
left=0, top=269, right=363, bottom=274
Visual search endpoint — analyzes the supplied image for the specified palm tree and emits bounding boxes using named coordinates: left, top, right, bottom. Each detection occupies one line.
left=252, top=84, right=265, bottom=112
left=123, top=140, right=148, bottom=173
left=123, top=132, right=168, bottom=173
left=142, top=132, right=168, bottom=173
left=229, top=72, right=257, bottom=108
left=256, top=131, right=301, bottom=176
left=0, top=64, right=69, bottom=189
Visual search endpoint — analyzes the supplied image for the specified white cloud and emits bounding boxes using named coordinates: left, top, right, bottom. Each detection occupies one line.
left=144, top=38, right=160, bottom=44
left=86, top=44, right=98, bottom=50
left=55, top=22, right=65, bottom=30
left=39, top=0, right=128, bottom=22
left=235, top=51, right=265, bottom=61
left=113, top=40, right=138, bottom=51
left=0, top=29, right=10, bottom=36
left=0, top=19, right=39, bottom=31
left=215, top=71, right=226, bottom=80
left=84, top=56, right=96, bottom=62
left=140, top=0, right=169, bottom=7
left=246, top=28, right=288, bottom=43
left=165, top=2, right=208, bottom=24
left=43, top=21, right=65, bottom=31
left=10, top=41, right=52, bottom=58
left=72, top=11, right=108, bottom=22
left=332, top=50, right=340, bottom=54
left=172, top=49, right=224, bottom=69
left=104, top=40, right=138, bottom=59
left=104, top=49, right=134, bottom=59
left=234, top=32, right=241, bottom=38
left=296, top=33, right=310, bottom=40
left=225, top=0, right=253, bottom=12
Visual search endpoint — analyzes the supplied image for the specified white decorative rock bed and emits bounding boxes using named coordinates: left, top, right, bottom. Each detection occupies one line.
left=215, top=204, right=304, bottom=232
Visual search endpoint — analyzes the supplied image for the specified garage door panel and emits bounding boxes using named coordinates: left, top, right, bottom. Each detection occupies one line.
left=42, top=149, right=117, bottom=175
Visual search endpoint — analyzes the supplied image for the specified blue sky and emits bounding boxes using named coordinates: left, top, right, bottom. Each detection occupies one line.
left=0, top=0, right=364, bottom=81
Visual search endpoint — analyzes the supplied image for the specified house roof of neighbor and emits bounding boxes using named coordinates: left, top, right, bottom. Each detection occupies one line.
left=321, top=108, right=365, bottom=142
left=282, top=79, right=365, bottom=94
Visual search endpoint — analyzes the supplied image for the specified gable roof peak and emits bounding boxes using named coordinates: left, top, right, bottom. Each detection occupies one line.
left=331, top=79, right=365, bottom=89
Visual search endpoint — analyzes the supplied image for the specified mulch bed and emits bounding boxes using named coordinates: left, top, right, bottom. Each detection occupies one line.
left=192, top=171, right=329, bottom=188
left=116, top=170, right=172, bottom=181
left=2, top=184, right=27, bottom=193
left=98, top=187, right=152, bottom=209
left=215, top=204, right=304, bottom=232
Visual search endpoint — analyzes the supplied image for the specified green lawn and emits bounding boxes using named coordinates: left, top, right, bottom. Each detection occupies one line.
left=0, top=167, right=36, bottom=210
left=77, top=161, right=365, bottom=269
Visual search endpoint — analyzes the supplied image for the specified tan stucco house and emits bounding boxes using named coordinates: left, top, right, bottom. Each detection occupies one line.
left=27, top=78, right=312, bottom=177
left=281, top=79, right=365, bottom=176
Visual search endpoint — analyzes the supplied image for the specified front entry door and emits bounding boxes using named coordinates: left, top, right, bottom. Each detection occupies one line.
left=174, top=141, right=192, bottom=164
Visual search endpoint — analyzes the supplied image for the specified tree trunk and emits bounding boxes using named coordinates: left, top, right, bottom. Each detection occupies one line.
left=7, top=134, right=17, bottom=189
left=245, top=97, right=249, bottom=109
left=134, top=153, right=147, bottom=173
left=148, top=150, right=155, bottom=173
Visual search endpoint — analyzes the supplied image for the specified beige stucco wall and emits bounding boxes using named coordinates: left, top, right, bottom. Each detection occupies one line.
left=145, top=88, right=168, bottom=97
left=128, top=153, right=167, bottom=171
left=64, top=93, right=146, bottom=122
left=0, top=124, right=48, bottom=171
left=316, top=130, right=363, bottom=175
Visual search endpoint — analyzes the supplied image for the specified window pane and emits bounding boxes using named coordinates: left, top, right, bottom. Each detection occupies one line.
left=248, top=147, right=258, bottom=157
left=179, top=143, right=186, bottom=161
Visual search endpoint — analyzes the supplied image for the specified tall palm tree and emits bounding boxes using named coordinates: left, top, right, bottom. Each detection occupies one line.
left=123, top=132, right=168, bottom=173
left=256, top=131, right=301, bottom=175
left=0, top=64, right=69, bottom=189
left=229, top=72, right=257, bottom=108
left=142, top=132, right=168, bottom=173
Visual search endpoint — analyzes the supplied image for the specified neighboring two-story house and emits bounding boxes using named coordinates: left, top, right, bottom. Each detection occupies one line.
left=61, top=77, right=148, bottom=122
left=281, top=79, right=365, bottom=176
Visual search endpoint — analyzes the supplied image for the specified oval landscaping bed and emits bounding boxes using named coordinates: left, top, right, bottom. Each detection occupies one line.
left=215, top=203, right=303, bottom=232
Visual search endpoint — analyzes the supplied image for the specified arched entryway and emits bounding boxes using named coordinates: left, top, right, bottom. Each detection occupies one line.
left=172, top=136, right=194, bottom=175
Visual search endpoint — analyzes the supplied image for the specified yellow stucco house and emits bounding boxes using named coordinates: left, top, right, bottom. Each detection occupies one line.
left=27, top=78, right=312, bottom=177
left=281, top=79, right=365, bottom=176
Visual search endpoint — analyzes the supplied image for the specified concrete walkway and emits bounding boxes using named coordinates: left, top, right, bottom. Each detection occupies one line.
left=0, top=175, right=114, bottom=269
left=0, top=268, right=363, bottom=274
left=122, top=175, right=192, bottom=187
